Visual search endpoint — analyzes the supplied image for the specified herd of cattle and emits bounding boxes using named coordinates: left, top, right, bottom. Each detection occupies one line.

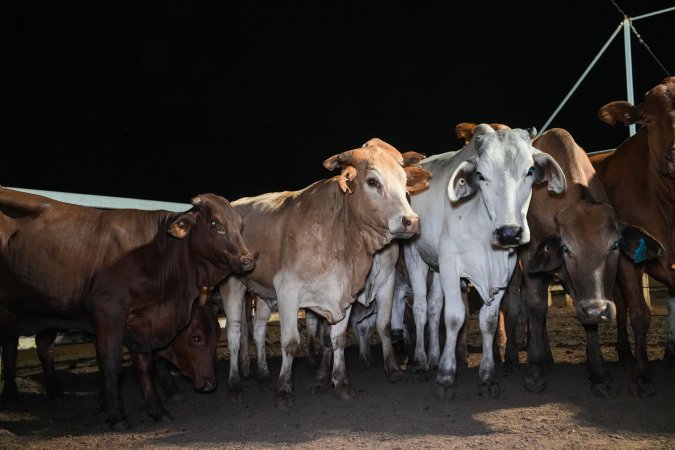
left=0, top=76, right=672, bottom=431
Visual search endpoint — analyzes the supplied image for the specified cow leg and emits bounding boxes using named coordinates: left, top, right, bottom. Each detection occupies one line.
left=375, top=268, right=404, bottom=382
left=427, top=272, right=443, bottom=370
left=94, top=325, right=129, bottom=431
left=305, top=308, right=322, bottom=372
left=238, top=294, right=251, bottom=379
left=35, top=329, right=63, bottom=399
left=523, top=275, right=551, bottom=393
left=311, top=314, right=332, bottom=393
left=155, top=355, right=183, bottom=401
left=131, top=351, right=173, bottom=422
left=583, top=323, right=615, bottom=396
left=502, top=265, right=522, bottom=374
left=252, top=298, right=273, bottom=389
left=331, top=305, right=357, bottom=400
left=454, top=281, right=470, bottom=373
left=275, top=297, right=301, bottom=409
left=665, top=286, right=675, bottom=362
left=434, top=276, right=464, bottom=401
left=352, top=310, right=374, bottom=371
left=477, top=295, right=502, bottom=398
left=614, top=284, right=634, bottom=364
left=221, top=279, right=248, bottom=401
left=403, top=247, right=431, bottom=377
left=391, top=282, right=409, bottom=366
left=618, top=262, right=654, bottom=397
left=0, top=334, right=19, bottom=401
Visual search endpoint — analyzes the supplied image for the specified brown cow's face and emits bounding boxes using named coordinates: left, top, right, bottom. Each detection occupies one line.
left=162, top=301, right=221, bottom=392
left=189, top=194, right=255, bottom=281
left=324, top=139, right=426, bottom=240
left=640, top=77, right=675, bottom=178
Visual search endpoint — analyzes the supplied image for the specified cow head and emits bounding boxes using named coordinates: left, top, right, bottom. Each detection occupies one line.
left=169, top=194, right=255, bottom=285
left=323, top=138, right=432, bottom=240
left=598, top=76, right=675, bottom=178
left=156, top=288, right=221, bottom=392
left=448, top=125, right=567, bottom=248
left=528, top=200, right=664, bottom=325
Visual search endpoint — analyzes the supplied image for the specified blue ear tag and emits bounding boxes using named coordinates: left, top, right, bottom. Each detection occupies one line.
left=634, top=237, right=646, bottom=263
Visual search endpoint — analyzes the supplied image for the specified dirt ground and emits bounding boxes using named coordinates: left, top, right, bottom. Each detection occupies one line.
left=1, top=291, right=674, bottom=450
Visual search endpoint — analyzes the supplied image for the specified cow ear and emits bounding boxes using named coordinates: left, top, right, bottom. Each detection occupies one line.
left=532, top=150, right=567, bottom=194
left=529, top=236, right=564, bottom=274
left=168, top=212, right=196, bottom=239
left=401, top=151, right=432, bottom=194
left=598, top=101, right=642, bottom=126
left=455, top=122, right=477, bottom=144
left=448, top=159, right=478, bottom=201
left=618, top=222, right=665, bottom=263
left=196, top=286, right=212, bottom=306
left=338, top=166, right=358, bottom=194
left=404, top=166, right=432, bottom=194
left=323, top=149, right=355, bottom=171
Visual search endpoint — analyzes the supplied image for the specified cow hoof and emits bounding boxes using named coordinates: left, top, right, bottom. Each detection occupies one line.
left=433, top=383, right=455, bottom=401
left=628, top=381, right=655, bottom=397
left=274, top=392, right=294, bottom=409
left=386, top=368, right=404, bottom=383
left=591, top=382, right=616, bottom=397
left=524, top=374, right=548, bottom=393
left=109, top=420, right=131, bottom=432
left=256, top=376, right=274, bottom=391
left=334, top=386, right=357, bottom=400
left=228, top=391, right=243, bottom=403
left=478, top=381, right=500, bottom=398
left=310, top=380, right=329, bottom=394
left=413, top=371, right=429, bottom=383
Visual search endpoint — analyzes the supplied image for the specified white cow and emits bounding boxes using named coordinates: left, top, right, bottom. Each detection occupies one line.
left=219, top=138, right=431, bottom=407
left=402, top=124, right=566, bottom=400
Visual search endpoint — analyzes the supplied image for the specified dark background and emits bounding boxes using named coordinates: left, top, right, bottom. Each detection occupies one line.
left=5, top=1, right=675, bottom=204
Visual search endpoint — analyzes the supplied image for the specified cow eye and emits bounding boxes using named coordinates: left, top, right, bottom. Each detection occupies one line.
left=561, top=244, right=570, bottom=255
left=610, top=240, right=620, bottom=252
left=209, top=220, right=218, bottom=227
left=367, top=177, right=382, bottom=191
left=527, top=166, right=535, bottom=176
left=476, top=171, right=485, bottom=181
left=193, top=334, right=202, bottom=344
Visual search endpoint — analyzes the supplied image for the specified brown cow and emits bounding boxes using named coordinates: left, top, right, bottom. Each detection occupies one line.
left=0, top=189, right=254, bottom=430
left=218, top=138, right=431, bottom=407
left=589, top=76, right=675, bottom=396
left=503, top=128, right=663, bottom=396
left=0, top=290, right=221, bottom=422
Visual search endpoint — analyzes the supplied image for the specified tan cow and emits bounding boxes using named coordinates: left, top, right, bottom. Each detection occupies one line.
left=218, top=138, right=431, bottom=407
left=589, top=76, right=674, bottom=396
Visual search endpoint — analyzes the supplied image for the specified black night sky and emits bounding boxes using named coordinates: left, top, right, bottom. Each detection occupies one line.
left=6, top=1, right=675, bottom=204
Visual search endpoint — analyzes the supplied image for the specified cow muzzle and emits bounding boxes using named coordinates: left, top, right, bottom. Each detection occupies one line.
left=576, top=300, right=616, bottom=325
left=194, top=377, right=217, bottom=393
left=493, top=225, right=523, bottom=248
left=392, top=214, right=420, bottom=238
left=233, top=252, right=256, bottom=273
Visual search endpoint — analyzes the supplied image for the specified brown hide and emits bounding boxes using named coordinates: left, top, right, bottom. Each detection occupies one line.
left=0, top=188, right=254, bottom=429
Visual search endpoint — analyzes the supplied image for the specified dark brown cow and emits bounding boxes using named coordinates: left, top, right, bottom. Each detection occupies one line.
left=503, top=128, right=662, bottom=396
left=589, top=77, right=675, bottom=396
left=1, top=289, right=221, bottom=422
left=219, top=138, right=431, bottom=408
left=0, top=189, right=254, bottom=430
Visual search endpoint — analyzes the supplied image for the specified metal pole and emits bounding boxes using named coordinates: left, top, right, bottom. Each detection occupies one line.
left=623, top=18, right=636, bottom=136
left=538, top=23, right=623, bottom=136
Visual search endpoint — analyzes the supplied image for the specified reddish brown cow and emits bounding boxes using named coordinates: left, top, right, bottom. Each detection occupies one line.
left=589, top=77, right=675, bottom=396
left=1, top=290, right=221, bottom=422
left=0, top=189, right=254, bottom=430
left=505, top=128, right=662, bottom=396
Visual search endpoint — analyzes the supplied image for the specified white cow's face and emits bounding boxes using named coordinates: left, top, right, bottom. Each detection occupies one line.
left=448, top=128, right=566, bottom=248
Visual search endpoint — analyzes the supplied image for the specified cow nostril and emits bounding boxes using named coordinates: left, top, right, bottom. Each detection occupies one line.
left=402, top=217, right=411, bottom=228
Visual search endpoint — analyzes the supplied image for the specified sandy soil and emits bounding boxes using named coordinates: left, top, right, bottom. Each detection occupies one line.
left=1, top=293, right=674, bottom=450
